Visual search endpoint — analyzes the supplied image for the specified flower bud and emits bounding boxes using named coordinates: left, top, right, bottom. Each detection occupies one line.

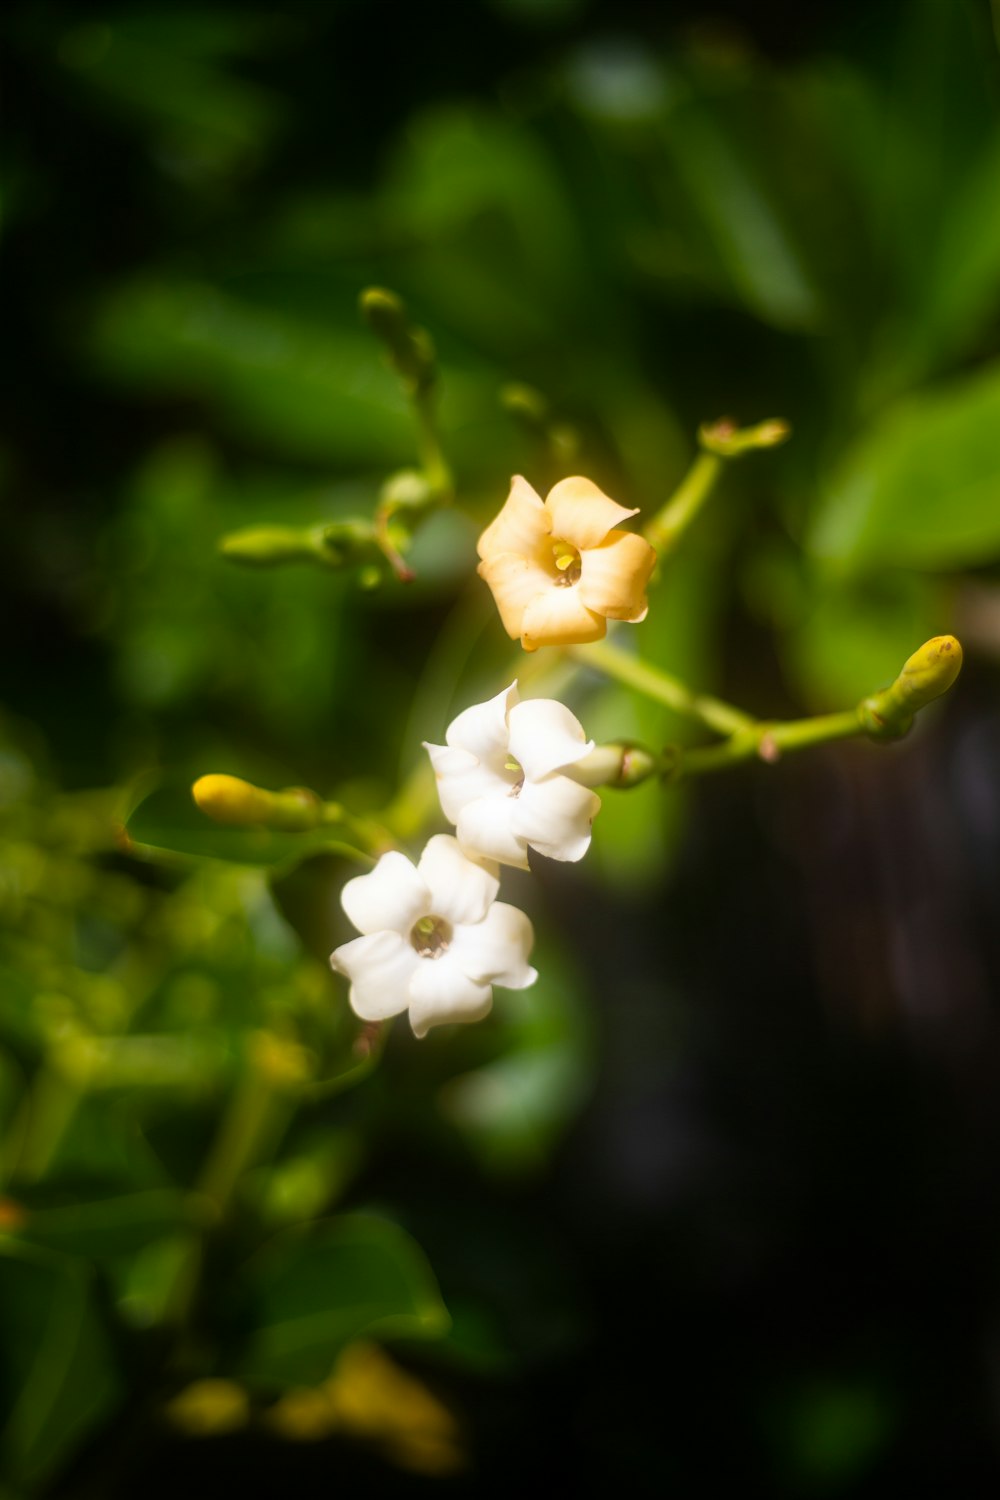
left=218, top=526, right=322, bottom=566
left=699, top=416, right=791, bottom=458
left=569, top=741, right=658, bottom=788
left=859, top=635, right=963, bottom=739
left=359, top=287, right=436, bottom=395
left=894, top=635, right=963, bottom=711
left=192, top=775, right=323, bottom=832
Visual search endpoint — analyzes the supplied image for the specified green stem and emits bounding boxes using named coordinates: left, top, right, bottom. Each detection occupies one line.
left=671, top=709, right=863, bottom=779
left=196, top=1033, right=303, bottom=1213
left=644, top=451, right=723, bottom=557
left=11, top=1062, right=86, bottom=1183
left=565, top=639, right=752, bottom=736
left=414, top=388, right=452, bottom=502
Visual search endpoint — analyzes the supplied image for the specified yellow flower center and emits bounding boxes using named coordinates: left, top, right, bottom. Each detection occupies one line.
left=550, top=539, right=582, bottom=587
left=504, top=755, right=525, bottom=797
left=410, top=914, right=452, bottom=959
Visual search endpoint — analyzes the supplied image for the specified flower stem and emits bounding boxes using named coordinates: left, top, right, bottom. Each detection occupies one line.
left=643, top=451, right=724, bottom=557
left=565, top=639, right=753, bottom=736
left=667, top=709, right=864, bottom=778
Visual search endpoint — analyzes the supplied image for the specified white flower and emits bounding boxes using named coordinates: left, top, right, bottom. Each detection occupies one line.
left=423, top=682, right=601, bottom=870
left=330, top=834, right=536, bottom=1038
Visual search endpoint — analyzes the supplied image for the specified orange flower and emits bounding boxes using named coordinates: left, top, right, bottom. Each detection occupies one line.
left=476, top=476, right=657, bottom=651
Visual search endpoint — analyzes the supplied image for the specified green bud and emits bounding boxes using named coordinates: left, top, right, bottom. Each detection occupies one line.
left=500, top=382, right=551, bottom=427
left=360, top=286, right=436, bottom=395
left=380, top=468, right=435, bottom=512
left=218, top=525, right=322, bottom=567
left=569, top=741, right=658, bottom=789
left=699, top=416, right=791, bottom=458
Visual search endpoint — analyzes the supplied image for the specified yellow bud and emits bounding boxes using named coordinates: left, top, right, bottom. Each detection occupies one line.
left=166, top=1380, right=249, bottom=1436
left=192, top=774, right=274, bottom=826
left=859, top=635, right=963, bottom=739
left=896, top=635, right=963, bottom=711
left=192, top=775, right=323, bottom=832
left=249, top=1029, right=314, bottom=1089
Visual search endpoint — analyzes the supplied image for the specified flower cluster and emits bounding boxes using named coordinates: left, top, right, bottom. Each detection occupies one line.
left=330, top=473, right=653, bottom=1037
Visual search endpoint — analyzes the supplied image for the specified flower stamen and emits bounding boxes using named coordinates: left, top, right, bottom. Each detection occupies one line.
left=551, top=539, right=582, bottom=586
left=410, top=914, right=453, bottom=959
left=504, top=755, right=525, bottom=797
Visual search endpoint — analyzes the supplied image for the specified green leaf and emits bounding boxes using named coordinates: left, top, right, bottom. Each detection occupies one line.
left=0, top=1241, right=122, bottom=1489
left=808, top=362, right=1000, bottom=570
left=12, top=1189, right=202, bottom=1261
left=125, top=782, right=357, bottom=869
left=781, top=574, right=943, bottom=712
left=234, top=1214, right=449, bottom=1390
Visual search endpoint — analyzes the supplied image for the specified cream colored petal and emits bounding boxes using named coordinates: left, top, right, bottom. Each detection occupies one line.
left=456, top=797, right=529, bottom=870
left=408, top=956, right=493, bottom=1038
left=511, top=774, right=601, bottom=862
left=477, top=552, right=552, bottom=640
left=443, top=680, right=518, bottom=766
left=507, top=698, right=593, bottom=781
left=477, top=475, right=551, bottom=562
left=340, top=852, right=430, bottom=937
left=329, top=931, right=418, bottom=1022
left=577, top=529, right=657, bottom=621
left=450, top=902, right=538, bottom=989
left=520, top=586, right=606, bottom=652
left=424, top=742, right=505, bottom=825
left=544, top=476, right=639, bottom=550
left=417, top=834, right=499, bottom=927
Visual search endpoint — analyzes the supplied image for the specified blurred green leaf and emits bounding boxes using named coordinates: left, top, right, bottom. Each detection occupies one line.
left=234, top=1214, right=448, bottom=1389
left=808, top=361, right=1000, bottom=569
left=12, top=1188, right=201, bottom=1260
left=90, top=281, right=416, bottom=465
left=126, top=783, right=356, bottom=869
left=0, top=1241, right=122, bottom=1488
left=437, top=934, right=594, bottom=1174
left=59, top=13, right=284, bottom=181
left=781, top=574, right=943, bottom=711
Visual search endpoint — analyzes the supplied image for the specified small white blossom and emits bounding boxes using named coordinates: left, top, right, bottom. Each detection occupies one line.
left=330, top=834, right=536, bottom=1038
left=423, top=682, right=601, bottom=869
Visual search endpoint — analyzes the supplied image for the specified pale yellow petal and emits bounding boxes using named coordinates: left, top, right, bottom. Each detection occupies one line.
left=578, top=529, right=657, bottom=621
left=544, top=476, right=639, bottom=550
left=520, top=586, right=606, bottom=652
left=477, top=552, right=550, bottom=640
left=477, top=475, right=551, bottom=563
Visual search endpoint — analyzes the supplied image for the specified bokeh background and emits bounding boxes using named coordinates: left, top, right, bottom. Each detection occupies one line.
left=3, top=0, right=1000, bottom=1494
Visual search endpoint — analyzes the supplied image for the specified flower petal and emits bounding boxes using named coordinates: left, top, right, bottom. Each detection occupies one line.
left=340, top=852, right=430, bottom=937
left=520, top=586, right=606, bottom=652
left=450, top=902, right=538, bottom=989
left=477, top=553, right=552, bottom=640
left=443, top=680, right=517, bottom=767
left=507, top=698, right=594, bottom=781
left=544, top=476, right=639, bottom=550
left=407, top=956, right=493, bottom=1038
left=477, top=475, right=551, bottom=562
left=578, top=529, right=657, bottom=621
left=417, top=833, right=499, bottom=926
left=511, top=774, right=601, bottom=862
left=424, top=741, right=505, bottom=825
left=456, top=796, right=529, bottom=870
left=329, top=931, right=418, bottom=1022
